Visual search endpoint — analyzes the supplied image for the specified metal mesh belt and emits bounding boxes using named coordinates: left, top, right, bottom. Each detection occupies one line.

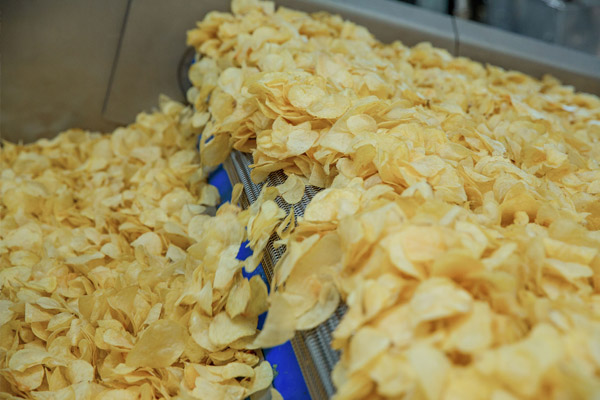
left=223, top=150, right=347, bottom=399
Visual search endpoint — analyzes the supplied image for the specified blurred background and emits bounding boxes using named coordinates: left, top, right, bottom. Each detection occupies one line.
left=1, top=0, right=599, bottom=144
left=411, top=0, right=600, bottom=55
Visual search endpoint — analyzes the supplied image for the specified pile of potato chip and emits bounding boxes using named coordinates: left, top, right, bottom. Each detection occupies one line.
left=0, top=96, right=282, bottom=399
left=2, top=0, right=600, bottom=398
left=187, top=0, right=600, bottom=398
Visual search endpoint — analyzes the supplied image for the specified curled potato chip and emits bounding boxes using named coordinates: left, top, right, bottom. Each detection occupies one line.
left=126, top=320, right=187, bottom=368
left=296, top=282, right=340, bottom=330
left=4, top=0, right=600, bottom=398
left=66, top=360, right=95, bottom=384
left=270, top=388, right=284, bottom=400
left=348, top=327, right=390, bottom=373
left=407, top=343, right=450, bottom=400
left=277, top=174, right=305, bottom=204
left=222, top=362, right=255, bottom=380
left=226, top=277, right=251, bottom=318
left=246, top=276, right=269, bottom=318
left=244, top=361, right=274, bottom=396
left=209, top=312, right=257, bottom=348
left=8, top=349, right=51, bottom=373
left=410, top=278, right=473, bottom=324
left=307, top=92, right=351, bottom=119
left=287, top=84, right=327, bottom=110
left=0, top=94, right=271, bottom=398
left=249, top=293, right=296, bottom=349
left=9, top=365, right=45, bottom=392
left=131, top=232, right=163, bottom=256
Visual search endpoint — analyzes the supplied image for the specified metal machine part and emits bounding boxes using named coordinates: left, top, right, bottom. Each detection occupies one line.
left=486, top=0, right=600, bottom=56
left=223, top=151, right=347, bottom=399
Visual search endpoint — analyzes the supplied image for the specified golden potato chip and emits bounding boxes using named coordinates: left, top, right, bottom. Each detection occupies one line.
left=407, top=343, right=450, bottom=400
left=226, top=277, right=251, bottom=318
left=231, top=183, right=244, bottom=205
left=246, top=275, right=269, bottom=318
left=270, top=388, right=284, bottom=400
left=66, top=360, right=95, bottom=384
left=249, top=293, right=296, bottom=349
left=9, top=365, right=45, bottom=392
left=296, top=282, right=339, bottom=330
left=209, top=312, right=257, bottom=348
left=221, top=362, right=255, bottom=380
left=0, top=300, right=15, bottom=326
left=303, top=188, right=360, bottom=222
left=307, top=92, right=351, bottom=119
left=368, top=354, right=414, bottom=397
left=8, top=349, right=51, bottom=373
left=287, top=84, right=326, bottom=110
left=126, top=320, right=187, bottom=368
left=131, top=232, right=163, bottom=256
left=276, top=174, right=305, bottom=204
left=409, top=278, right=473, bottom=325
left=444, top=302, right=493, bottom=354
left=348, top=327, right=390, bottom=373
left=243, top=361, right=274, bottom=396
left=4, top=0, right=600, bottom=398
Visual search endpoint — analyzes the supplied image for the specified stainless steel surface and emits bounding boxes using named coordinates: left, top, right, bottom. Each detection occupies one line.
left=486, top=0, right=600, bottom=56
left=0, top=0, right=128, bottom=143
left=102, top=0, right=229, bottom=124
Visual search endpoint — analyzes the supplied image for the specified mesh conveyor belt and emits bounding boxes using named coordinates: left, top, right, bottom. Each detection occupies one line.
left=223, top=150, right=347, bottom=399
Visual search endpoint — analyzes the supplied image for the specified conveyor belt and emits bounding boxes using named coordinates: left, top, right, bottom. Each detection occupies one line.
left=223, top=150, right=347, bottom=399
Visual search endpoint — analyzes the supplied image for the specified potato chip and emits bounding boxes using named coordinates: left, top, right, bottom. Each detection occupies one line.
left=270, top=388, right=284, bottom=400
left=66, top=360, right=95, bottom=384
left=407, top=343, right=450, bottom=400
left=0, top=94, right=269, bottom=399
left=4, top=0, right=600, bottom=398
left=131, top=232, right=163, bottom=256
left=8, top=349, right=51, bottom=373
left=9, top=365, right=45, bottom=392
left=295, top=282, right=340, bottom=330
left=276, top=174, right=305, bottom=204
left=245, top=275, right=269, bottom=318
left=348, top=327, right=390, bottom=374
left=287, top=84, right=326, bottom=110
left=226, top=277, right=251, bottom=318
left=248, top=293, right=296, bottom=349
left=410, top=278, right=473, bottom=324
left=126, top=320, right=187, bottom=368
left=243, top=361, right=274, bottom=396
left=209, top=312, right=257, bottom=348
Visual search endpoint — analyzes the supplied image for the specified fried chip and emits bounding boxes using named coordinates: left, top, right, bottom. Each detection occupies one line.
left=0, top=95, right=268, bottom=399
left=4, top=0, right=600, bottom=398
left=243, top=361, right=274, bottom=396
left=407, top=343, right=450, bottom=400
left=276, top=174, right=306, bottom=204
left=226, top=277, right=251, bottom=318
left=349, top=327, right=390, bottom=374
left=126, top=320, right=187, bottom=368
left=209, top=312, right=257, bottom=348
left=245, top=276, right=269, bottom=318
left=248, top=293, right=296, bottom=349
